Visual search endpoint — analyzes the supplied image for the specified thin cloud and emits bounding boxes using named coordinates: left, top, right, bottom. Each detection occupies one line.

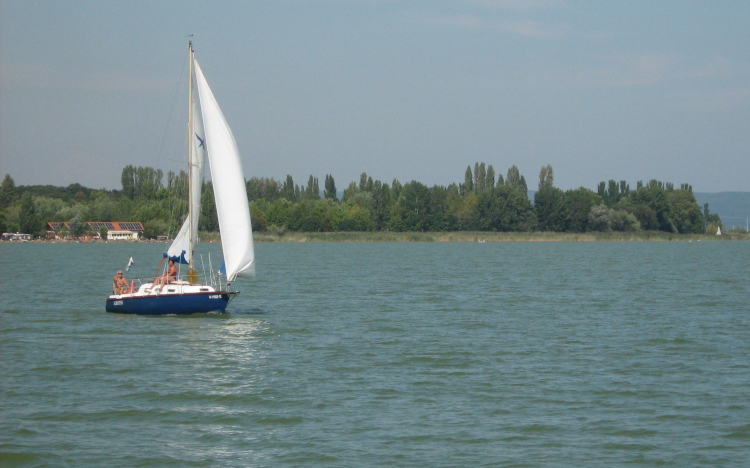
left=473, top=0, right=560, bottom=9
left=577, top=53, right=750, bottom=93
left=501, top=20, right=567, bottom=37
left=418, top=14, right=486, bottom=29
left=413, top=15, right=568, bottom=38
left=587, top=53, right=682, bottom=87
left=2, top=61, right=174, bottom=93
left=673, top=87, right=750, bottom=112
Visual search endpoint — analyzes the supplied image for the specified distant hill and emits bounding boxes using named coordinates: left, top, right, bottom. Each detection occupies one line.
left=694, top=192, right=750, bottom=229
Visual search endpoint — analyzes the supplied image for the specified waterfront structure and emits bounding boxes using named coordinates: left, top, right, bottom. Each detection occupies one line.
left=47, top=221, right=144, bottom=240
left=1, top=233, right=32, bottom=241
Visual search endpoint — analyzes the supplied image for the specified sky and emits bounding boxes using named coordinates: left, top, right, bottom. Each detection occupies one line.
left=1, top=0, right=749, bottom=193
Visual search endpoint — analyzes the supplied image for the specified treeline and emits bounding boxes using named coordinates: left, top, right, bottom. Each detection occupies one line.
left=0, top=162, right=723, bottom=238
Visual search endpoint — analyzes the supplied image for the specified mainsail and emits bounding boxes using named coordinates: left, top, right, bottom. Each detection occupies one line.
left=194, top=60, right=255, bottom=281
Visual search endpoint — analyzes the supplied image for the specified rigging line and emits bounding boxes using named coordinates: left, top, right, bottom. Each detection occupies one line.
left=157, top=52, right=188, bottom=163
left=160, top=52, right=189, bottom=240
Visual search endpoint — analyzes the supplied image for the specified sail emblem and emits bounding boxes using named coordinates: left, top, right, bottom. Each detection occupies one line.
left=196, top=133, right=205, bottom=148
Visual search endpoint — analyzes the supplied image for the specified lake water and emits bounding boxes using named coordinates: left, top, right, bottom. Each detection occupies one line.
left=2, top=240, right=749, bottom=467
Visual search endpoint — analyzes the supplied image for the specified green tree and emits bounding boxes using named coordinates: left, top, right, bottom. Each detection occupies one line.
left=88, top=193, right=118, bottom=222
left=564, top=187, right=601, bottom=233
left=337, top=204, right=375, bottom=231
left=69, top=215, right=88, bottom=238
left=265, top=198, right=293, bottom=228
left=246, top=177, right=280, bottom=202
left=121, top=165, right=135, bottom=199
left=281, top=175, right=295, bottom=201
left=475, top=163, right=487, bottom=193
left=19, top=193, right=42, bottom=235
left=371, top=181, right=391, bottom=230
left=505, top=165, right=527, bottom=194
left=3, top=205, right=21, bottom=232
left=610, top=210, right=640, bottom=232
left=134, top=166, right=163, bottom=199
left=324, top=174, right=337, bottom=200
left=199, top=181, right=218, bottom=231
left=627, top=184, right=671, bottom=231
left=667, top=189, right=703, bottom=233
left=342, top=181, right=359, bottom=202
left=0, top=174, right=17, bottom=209
left=388, top=181, right=431, bottom=231
left=143, top=219, right=169, bottom=239
left=305, top=175, right=320, bottom=200
left=538, top=165, right=554, bottom=190
left=588, top=205, right=640, bottom=232
left=471, top=185, right=536, bottom=232
left=462, top=165, right=473, bottom=195
left=486, top=165, right=495, bottom=190
left=535, top=186, right=569, bottom=232
left=426, top=185, right=457, bottom=231
left=285, top=200, right=311, bottom=231
left=33, top=196, right=67, bottom=227
left=448, top=187, right=476, bottom=230
left=249, top=200, right=269, bottom=231
left=607, top=180, right=620, bottom=204
left=99, top=225, right=108, bottom=240
left=300, top=215, right=325, bottom=232
left=358, top=172, right=367, bottom=191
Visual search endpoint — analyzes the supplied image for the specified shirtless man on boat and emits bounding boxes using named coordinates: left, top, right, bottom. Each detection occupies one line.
left=113, top=271, right=135, bottom=295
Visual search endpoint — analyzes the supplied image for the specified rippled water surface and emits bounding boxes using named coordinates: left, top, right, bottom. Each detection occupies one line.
left=2, top=241, right=750, bottom=467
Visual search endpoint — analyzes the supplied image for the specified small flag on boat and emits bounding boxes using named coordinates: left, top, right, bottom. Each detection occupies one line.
left=126, top=257, right=134, bottom=271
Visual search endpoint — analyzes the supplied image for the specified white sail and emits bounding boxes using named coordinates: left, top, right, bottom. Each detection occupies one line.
left=167, top=76, right=206, bottom=264
left=194, top=60, right=255, bottom=281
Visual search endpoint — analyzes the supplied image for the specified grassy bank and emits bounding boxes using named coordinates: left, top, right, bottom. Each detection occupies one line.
left=198, top=231, right=750, bottom=243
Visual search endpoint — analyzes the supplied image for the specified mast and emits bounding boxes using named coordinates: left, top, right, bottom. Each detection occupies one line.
left=187, top=41, right=194, bottom=270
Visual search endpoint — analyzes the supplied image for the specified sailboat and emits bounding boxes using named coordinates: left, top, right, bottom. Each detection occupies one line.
left=106, top=42, right=254, bottom=315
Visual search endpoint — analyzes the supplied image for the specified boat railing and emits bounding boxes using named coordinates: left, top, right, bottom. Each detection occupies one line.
left=112, top=272, right=230, bottom=295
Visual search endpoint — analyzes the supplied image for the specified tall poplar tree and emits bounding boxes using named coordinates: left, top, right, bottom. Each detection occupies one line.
left=463, top=166, right=473, bottom=195
left=324, top=174, right=337, bottom=200
left=305, top=175, right=320, bottom=200
left=121, top=165, right=135, bottom=199
left=0, top=174, right=16, bottom=210
left=538, top=165, right=554, bottom=190
left=476, top=162, right=487, bottom=193
left=199, top=181, right=218, bottom=231
left=486, top=165, right=495, bottom=190
left=505, top=165, right=527, bottom=193
left=19, top=192, right=41, bottom=235
left=281, top=175, right=295, bottom=201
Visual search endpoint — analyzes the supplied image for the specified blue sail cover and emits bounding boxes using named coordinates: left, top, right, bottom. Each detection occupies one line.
left=164, top=250, right=189, bottom=265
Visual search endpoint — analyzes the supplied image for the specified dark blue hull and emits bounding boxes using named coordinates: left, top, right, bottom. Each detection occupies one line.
left=106, top=291, right=237, bottom=315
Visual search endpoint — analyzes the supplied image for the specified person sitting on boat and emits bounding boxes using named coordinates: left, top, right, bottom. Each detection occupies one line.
left=113, top=271, right=135, bottom=295
left=156, top=258, right=178, bottom=290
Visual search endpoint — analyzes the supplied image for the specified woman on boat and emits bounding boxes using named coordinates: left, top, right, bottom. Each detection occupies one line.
left=156, top=258, right=178, bottom=290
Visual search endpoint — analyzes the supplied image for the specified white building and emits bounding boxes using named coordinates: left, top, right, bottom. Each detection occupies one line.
left=107, top=230, right=139, bottom=241
left=2, top=233, right=32, bottom=241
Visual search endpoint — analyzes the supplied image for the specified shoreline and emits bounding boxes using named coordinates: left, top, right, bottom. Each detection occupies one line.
left=4, top=231, right=748, bottom=244
left=249, top=231, right=750, bottom=242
